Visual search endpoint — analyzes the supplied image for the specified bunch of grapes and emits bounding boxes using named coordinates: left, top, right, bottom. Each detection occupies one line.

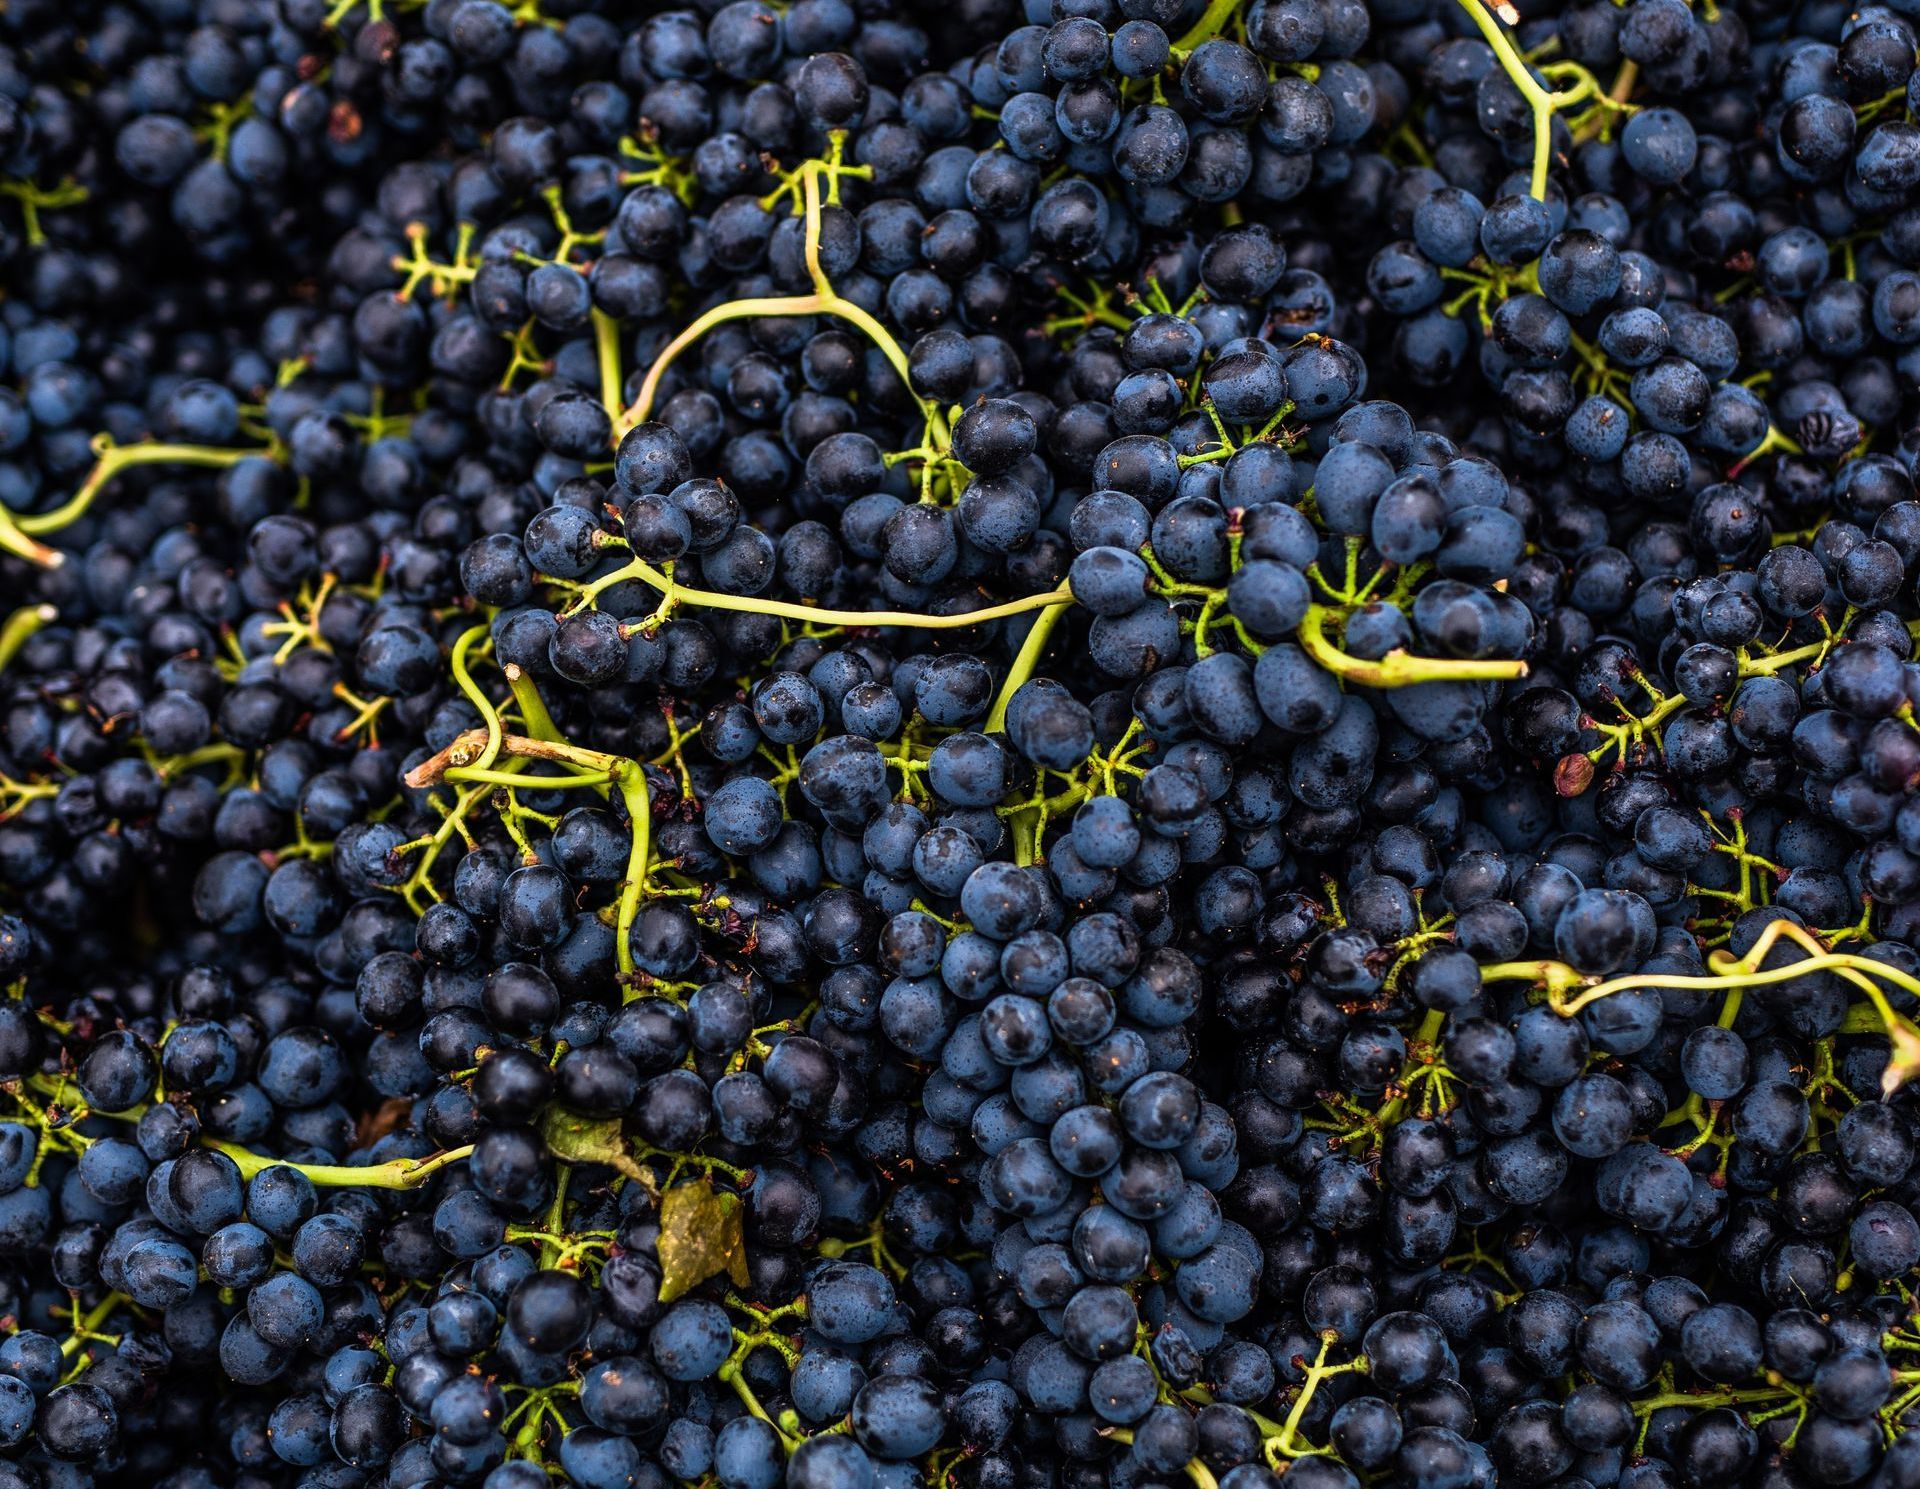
left=4, top=0, right=1920, bottom=1486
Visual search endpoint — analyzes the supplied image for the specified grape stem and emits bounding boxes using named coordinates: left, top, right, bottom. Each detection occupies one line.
left=1629, top=1381, right=1801, bottom=1418
left=56, top=1291, right=125, bottom=1360
left=504, top=663, right=565, bottom=744
left=567, top=565, right=1526, bottom=696
left=204, top=1138, right=475, bottom=1188
left=0, top=507, right=59, bottom=567
left=722, top=1367, right=801, bottom=1452
left=1102, top=1429, right=1219, bottom=1489
left=592, top=308, right=624, bottom=420
left=448, top=623, right=506, bottom=773
left=14, top=1073, right=474, bottom=1189
left=985, top=598, right=1073, bottom=734
left=1451, top=0, right=1590, bottom=199
left=1266, top=1334, right=1369, bottom=1466
left=1167, top=0, right=1241, bottom=55
left=616, top=144, right=943, bottom=445
left=0, top=436, right=277, bottom=568
left=1296, top=605, right=1529, bottom=686
left=406, top=728, right=654, bottom=978
left=569, top=548, right=1077, bottom=632
left=405, top=730, right=627, bottom=786
left=0, top=604, right=56, bottom=676
left=564, top=488, right=1524, bottom=704
left=1481, top=917, right=1920, bottom=1094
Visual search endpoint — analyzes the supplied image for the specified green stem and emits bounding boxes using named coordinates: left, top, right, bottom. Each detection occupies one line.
left=505, top=664, right=565, bottom=745
left=1484, top=918, right=1920, bottom=1092
left=1170, top=0, right=1242, bottom=53
left=619, top=292, right=834, bottom=432
left=1740, top=633, right=1837, bottom=677
left=1451, top=0, right=1566, bottom=199
left=446, top=766, right=612, bottom=791
left=619, top=164, right=940, bottom=443
left=0, top=604, right=56, bottom=676
left=18, top=1074, right=474, bottom=1190
left=57, top=1292, right=125, bottom=1359
left=569, top=555, right=1075, bottom=633
left=612, top=762, right=652, bottom=983
left=986, top=600, right=1072, bottom=734
left=205, top=1139, right=474, bottom=1187
left=592, top=309, right=624, bottom=428
left=403, top=728, right=652, bottom=980
left=718, top=1358, right=802, bottom=1453
left=16, top=438, right=276, bottom=543
left=1631, top=1384, right=1799, bottom=1416
left=1296, top=606, right=1529, bottom=687
left=0, top=505, right=60, bottom=565
left=450, top=624, right=505, bottom=772
left=538, top=1165, right=570, bottom=1270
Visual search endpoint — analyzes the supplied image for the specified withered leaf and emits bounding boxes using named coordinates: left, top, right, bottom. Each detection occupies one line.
left=657, top=1180, right=750, bottom=1304
left=355, top=1095, right=415, bottom=1151
left=539, top=1107, right=654, bottom=1190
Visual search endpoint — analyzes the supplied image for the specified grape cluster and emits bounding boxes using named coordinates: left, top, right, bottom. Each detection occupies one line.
left=4, top=0, right=1920, bottom=1486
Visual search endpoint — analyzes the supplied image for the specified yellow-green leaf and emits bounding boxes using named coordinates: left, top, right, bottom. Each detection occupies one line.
left=657, top=1180, right=750, bottom=1304
left=538, top=1108, right=652, bottom=1188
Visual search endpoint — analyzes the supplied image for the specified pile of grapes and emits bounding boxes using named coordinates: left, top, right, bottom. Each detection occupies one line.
left=9, top=0, right=1920, bottom=1483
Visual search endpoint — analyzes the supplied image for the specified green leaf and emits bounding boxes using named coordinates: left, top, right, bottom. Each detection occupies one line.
left=657, top=1180, right=750, bottom=1304
left=539, top=1108, right=652, bottom=1187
